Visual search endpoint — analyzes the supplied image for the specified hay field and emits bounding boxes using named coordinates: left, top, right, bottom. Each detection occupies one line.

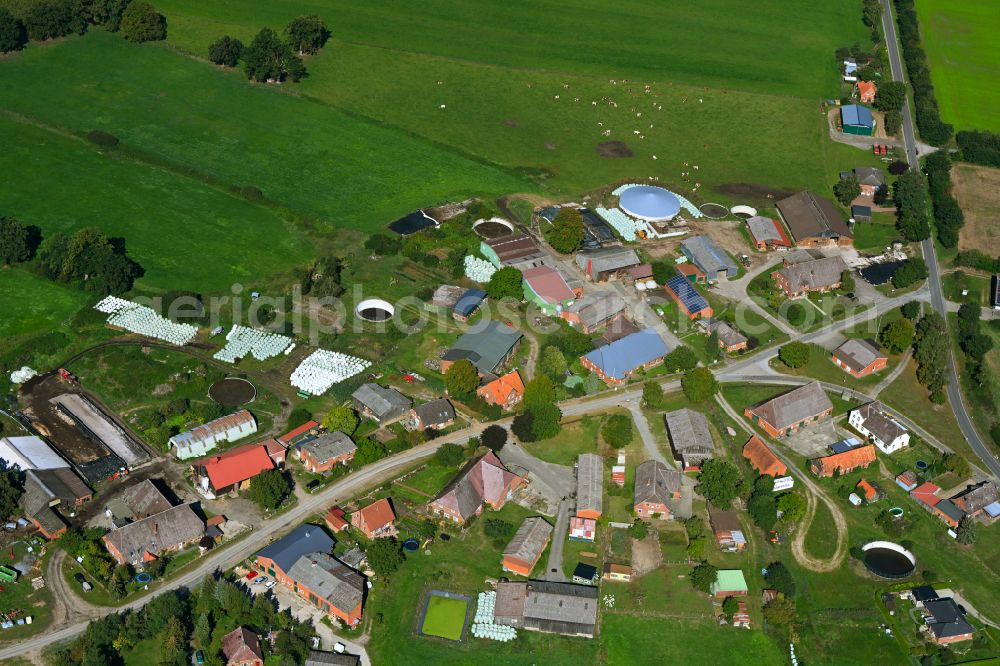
left=952, top=163, right=1000, bottom=255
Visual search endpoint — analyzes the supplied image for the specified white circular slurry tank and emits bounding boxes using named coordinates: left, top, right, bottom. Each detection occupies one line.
left=355, top=298, right=395, bottom=322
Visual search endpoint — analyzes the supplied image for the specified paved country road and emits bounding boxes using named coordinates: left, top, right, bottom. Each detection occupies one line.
left=879, top=0, right=1000, bottom=480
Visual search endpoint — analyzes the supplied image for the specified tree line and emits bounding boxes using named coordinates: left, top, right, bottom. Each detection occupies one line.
left=924, top=151, right=964, bottom=248
left=893, top=0, right=953, bottom=146
left=208, top=15, right=329, bottom=83
left=0, top=218, right=143, bottom=294
left=0, top=0, right=165, bottom=53
left=956, top=130, right=1000, bottom=170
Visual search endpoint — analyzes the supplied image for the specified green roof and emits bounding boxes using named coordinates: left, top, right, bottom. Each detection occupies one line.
left=710, top=569, right=748, bottom=595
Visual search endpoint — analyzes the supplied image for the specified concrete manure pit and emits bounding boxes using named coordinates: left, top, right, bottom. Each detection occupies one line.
left=208, top=377, right=257, bottom=406
left=473, top=217, right=515, bottom=239
left=862, top=541, right=916, bottom=579
left=355, top=298, right=395, bottom=322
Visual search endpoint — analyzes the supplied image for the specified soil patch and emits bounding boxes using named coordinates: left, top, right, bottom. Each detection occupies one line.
left=716, top=182, right=795, bottom=205
left=699, top=202, right=729, bottom=218
left=595, top=141, right=633, bottom=158
left=208, top=377, right=257, bottom=406
left=952, top=163, right=1000, bottom=255
left=631, top=530, right=663, bottom=576
left=473, top=221, right=514, bottom=239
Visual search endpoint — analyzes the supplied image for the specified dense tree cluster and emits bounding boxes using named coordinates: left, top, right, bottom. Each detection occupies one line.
left=747, top=475, right=777, bottom=531
left=879, top=317, right=915, bottom=353
left=511, top=376, right=562, bottom=442
left=954, top=250, right=1000, bottom=274
left=542, top=208, right=585, bottom=254
left=243, top=27, right=307, bottom=83
left=696, top=459, right=744, bottom=509
left=893, top=0, right=953, bottom=145
left=924, top=150, right=964, bottom=248
left=120, top=2, right=165, bottom=42
left=778, top=342, right=810, bottom=369
left=892, top=170, right=930, bottom=242
left=873, top=80, right=906, bottom=113
left=0, top=7, right=27, bottom=52
left=956, top=130, right=1000, bottom=169
left=285, top=14, right=329, bottom=55
left=486, top=265, right=523, bottom=301
left=913, top=312, right=949, bottom=401
left=955, top=302, right=995, bottom=420
left=891, top=257, right=928, bottom=289
left=12, top=0, right=157, bottom=47
left=0, top=217, right=40, bottom=265
left=38, top=227, right=143, bottom=295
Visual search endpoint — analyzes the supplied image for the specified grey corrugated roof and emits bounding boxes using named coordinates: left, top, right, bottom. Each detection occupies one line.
left=352, top=383, right=411, bottom=420
left=680, top=236, right=738, bottom=277
left=104, top=503, right=204, bottom=561
left=257, top=523, right=335, bottom=573
left=575, top=247, right=641, bottom=275
left=634, top=460, right=681, bottom=506
left=776, top=191, right=852, bottom=242
left=521, top=580, right=598, bottom=625
left=833, top=339, right=885, bottom=372
left=413, top=399, right=455, bottom=426
left=504, top=516, right=552, bottom=564
left=565, top=292, right=627, bottom=329
left=300, top=432, right=357, bottom=465
left=442, top=321, right=523, bottom=374
left=664, top=408, right=713, bottom=454
left=750, top=381, right=832, bottom=431
left=287, top=552, right=365, bottom=614
left=305, top=651, right=360, bottom=666
left=576, top=453, right=603, bottom=516
left=776, top=255, right=848, bottom=293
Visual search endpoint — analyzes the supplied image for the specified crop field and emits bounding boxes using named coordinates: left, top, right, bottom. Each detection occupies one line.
left=916, top=0, right=1000, bottom=132
left=951, top=163, right=1000, bottom=255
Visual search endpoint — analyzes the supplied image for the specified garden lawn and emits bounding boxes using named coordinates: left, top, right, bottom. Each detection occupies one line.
left=601, top=615, right=784, bottom=665
left=420, top=594, right=468, bottom=641
left=853, top=218, right=901, bottom=253
left=0, top=267, right=90, bottom=338
left=942, top=270, right=991, bottom=307
left=915, top=0, right=1000, bottom=132
left=0, top=33, right=530, bottom=231
left=523, top=416, right=600, bottom=466
left=770, top=342, right=896, bottom=391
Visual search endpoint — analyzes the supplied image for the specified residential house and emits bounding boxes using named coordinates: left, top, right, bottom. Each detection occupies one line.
left=775, top=191, right=853, bottom=247
left=278, top=420, right=321, bottom=448
left=664, top=408, right=714, bottom=471
left=633, top=460, right=681, bottom=518
left=428, top=451, right=523, bottom=523
left=351, top=498, right=396, bottom=539
left=324, top=506, right=349, bottom=533
left=772, top=255, right=849, bottom=298
left=710, top=570, right=749, bottom=598
left=746, top=216, right=792, bottom=251
left=106, top=480, right=173, bottom=528
left=575, top=453, right=603, bottom=519
left=0, top=435, right=69, bottom=471
left=697, top=319, right=748, bottom=353
left=742, top=435, right=787, bottom=477
left=575, top=247, right=641, bottom=282
left=906, top=585, right=939, bottom=607
left=664, top=273, right=713, bottom=319
left=19, top=468, right=92, bottom=539
left=602, top=563, right=633, bottom=582
left=170, top=410, right=258, bottom=460
left=103, top=502, right=204, bottom=565
left=849, top=402, right=910, bottom=454
left=744, top=381, right=833, bottom=437
left=494, top=580, right=599, bottom=638
left=810, top=445, right=876, bottom=477
left=895, top=471, right=919, bottom=492
left=255, top=523, right=335, bottom=583
left=222, top=627, right=264, bottom=666
left=840, top=104, right=876, bottom=136
left=856, top=80, right=877, bottom=104
left=440, top=321, right=523, bottom=375
left=572, top=563, right=599, bottom=586
left=502, top=516, right=553, bottom=577
left=560, top=292, right=627, bottom=333
left=950, top=482, right=998, bottom=519
left=580, top=329, right=669, bottom=385
left=832, top=339, right=888, bottom=378
left=923, top=598, right=975, bottom=645
left=569, top=516, right=596, bottom=542
left=453, top=288, right=487, bottom=322
left=522, top=266, right=576, bottom=315
left=352, top=384, right=412, bottom=424
left=853, top=167, right=886, bottom=196
left=709, top=508, right=747, bottom=552
left=287, top=552, right=366, bottom=626
left=298, top=432, right=357, bottom=474
left=477, top=370, right=525, bottom=410
left=195, top=441, right=277, bottom=497
left=481, top=234, right=551, bottom=270
left=680, top=236, right=738, bottom=281
left=409, top=399, right=456, bottom=430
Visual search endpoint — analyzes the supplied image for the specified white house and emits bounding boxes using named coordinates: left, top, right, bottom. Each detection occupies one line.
left=169, top=410, right=257, bottom=460
left=849, top=402, right=910, bottom=455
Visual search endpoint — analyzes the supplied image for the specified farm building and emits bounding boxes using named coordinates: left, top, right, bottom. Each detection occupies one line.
left=428, top=451, right=523, bottom=523
left=324, top=506, right=349, bottom=533
left=0, top=435, right=68, bottom=471
left=746, top=216, right=792, bottom=250
left=305, top=651, right=360, bottom=666
left=569, top=516, right=596, bottom=542
left=560, top=292, right=627, bottom=332
left=840, top=104, right=875, bottom=136
left=603, top=563, right=632, bottom=582
left=849, top=402, right=910, bottom=454
left=351, top=498, right=396, bottom=539
left=697, top=319, right=748, bottom=353
left=680, top=236, right=738, bottom=281
left=856, top=479, right=879, bottom=502
left=923, top=598, right=975, bottom=645
left=853, top=167, right=886, bottom=195
left=809, top=445, right=876, bottom=477
left=664, top=273, right=713, bottom=319
left=477, top=370, right=525, bottom=410
left=710, top=570, right=748, bottom=598
left=352, top=383, right=412, bottom=424
left=502, top=516, right=553, bottom=577
left=574, top=247, right=641, bottom=282
left=222, top=627, right=264, bottom=666
left=934, top=499, right=965, bottom=528
left=494, top=580, right=599, bottom=638
left=522, top=266, right=576, bottom=314
left=664, top=408, right=714, bottom=471
left=440, top=321, right=523, bottom=375
left=427, top=285, right=467, bottom=312
left=895, top=471, right=919, bottom=492
left=911, top=482, right=942, bottom=511
left=633, top=460, right=681, bottom=518
left=950, top=482, right=999, bottom=520
left=19, top=468, right=92, bottom=539
left=103, top=502, right=204, bottom=565
left=742, top=435, right=787, bottom=477
left=170, top=410, right=257, bottom=460
left=106, top=480, right=172, bottom=527
left=709, top=508, right=746, bottom=552
left=278, top=420, right=321, bottom=448
left=49, top=393, right=151, bottom=468
left=772, top=255, right=849, bottom=298
left=572, top=563, right=599, bottom=585
left=676, top=261, right=706, bottom=284
left=775, top=191, right=853, bottom=247
left=480, top=234, right=550, bottom=270
left=744, top=381, right=833, bottom=437
left=580, top=329, right=668, bottom=385
left=599, top=315, right=641, bottom=346
left=408, top=399, right=456, bottom=430
left=195, top=441, right=278, bottom=496
left=297, top=432, right=357, bottom=474
left=831, top=339, right=888, bottom=377
left=453, top=288, right=487, bottom=322
left=626, top=264, right=654, bottom=283
left=851, top=205, right=872, bottom=222
left=856, top=80, right=877, bottom=104
left=287, top=552, right=366, bottom=626
left=575, top=453, right=603, bottom=519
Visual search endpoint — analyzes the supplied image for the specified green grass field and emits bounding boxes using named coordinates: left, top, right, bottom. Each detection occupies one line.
left=853, top=218, right=902, bottom=252
left=916, top=0, right=1000, bottom=132
left=0, top=266, right=91, bottom=338
left=420, top=594, right=468, bottom=641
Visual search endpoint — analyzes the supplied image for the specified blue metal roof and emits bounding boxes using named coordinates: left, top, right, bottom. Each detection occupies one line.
left=841, top=104, right=874, bottom=128
left=619, top=186, right=681, bottom=221
left=583, top=329, right=669, bottom=381
left=454, top=288, right=487, bottom=317
left=665, top=274, right=710, bottom=315
left=257, top=523, right=334, bottom=573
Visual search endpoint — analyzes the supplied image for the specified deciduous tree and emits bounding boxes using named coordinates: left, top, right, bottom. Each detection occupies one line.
left=486, top=266, right=523, bottom=300
left=642, top=380, right=664, bottom=408
left=834, top=176, right=861, bottom=206
left=321, top=405, right=359, bottom=434
left=245, top=469, right=292, bottom=510
left=778, top=342, right=810, bottom=368
left=120, top=1, right=165, bottom=42
left=697, top=459, right=744, bottom=508
left=874, top=81, right=906, bottom=112
left=880, top=317, right=915, bottom=353
left=543, top=208, right=585, bottom=254
left=689, top=562, right=718, bottom=593
left=243, top=27, right=306, bottom=83
left=208, top=35, right=243, bottom=67
left=444, top=359, right=479, bottom=398
left=366, top=537, right=405, bottom=579
left=764, top=561, right=795, bottom=596
left=285, top=14, right=328, bottom=55
left=601, top=413, right=633, bottom=449
left=0, top=7, right=27, bottom=52
left=681, top=367, right=717, bottom=403
left=481, top=425, right=507, bottom=452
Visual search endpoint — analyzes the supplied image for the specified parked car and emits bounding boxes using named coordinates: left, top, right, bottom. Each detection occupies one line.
left=194, top=650, right=205, bottom=665
left=334, top=642, right=346, bottom=654
left=245, top=570, right=258, bottom=580
left=255, top=576, right=269, bottom=585
left=265, top=580, right=276, bottom=590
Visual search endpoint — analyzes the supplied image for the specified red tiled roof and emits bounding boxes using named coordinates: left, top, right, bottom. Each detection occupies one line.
left=477, top=370, right=525, bottom=406
left=742, top=436, right=787, bottom=477
left=910, top=482, right=941, bottom=508
left=201, top=444, right=274, bottom=490
left=355, top=498, right=395, bottom=533
left=857, top=80, right=877, bottom=99
left=856, top=479, right=877, bottom=501
left=812, top=445, right=876, bottom=475
left=206, top=515, right=226, bottom=527
left=278, top=420, right=320, bottom=444
left=522, top=266, right=575, bottom=304
left=676, top=262, right=704, bottom=278
left=259, top=438, right=286, bottom=457
left=325, top=507, right=349, bottom=531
